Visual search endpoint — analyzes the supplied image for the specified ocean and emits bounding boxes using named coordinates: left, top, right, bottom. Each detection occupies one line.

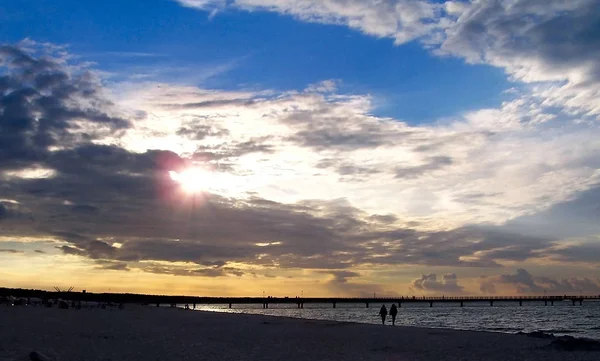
left=182, top=301, right=600, bottom=340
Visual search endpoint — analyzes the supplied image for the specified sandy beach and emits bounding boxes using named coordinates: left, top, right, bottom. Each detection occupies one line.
left=1, top=305, right=599, bottom=361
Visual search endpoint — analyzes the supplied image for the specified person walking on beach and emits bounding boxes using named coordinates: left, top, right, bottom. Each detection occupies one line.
left=389, top=304, right=398, bottom=326
left=378, top=304, right=387, bottom=325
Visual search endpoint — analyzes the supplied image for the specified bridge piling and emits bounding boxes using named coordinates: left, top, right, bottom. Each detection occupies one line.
left=429, top=301, right=433, bottom=308
left=229, top=303, right=232, bottom=309
left=519, top=300, right=523, bottom=306
left=460, top=301, right=464, bottom=307
left=366, top=302, right=369, bottom=308
left=490, top=300, right=494, bottom=307
left=333, top=301, right=336, bottom=308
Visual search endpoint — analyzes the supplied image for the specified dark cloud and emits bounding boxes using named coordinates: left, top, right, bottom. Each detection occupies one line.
left=440, top=0, right=600, bottom=115
left=280, top=104, right=413, bottom=151
left=193, top=138, right=275, bottom=164
left=2, top=41, right=599, bottom=281
left=410, top=273, right=464, bottom=293
left=504, top=184, right=600, bottom=239
left=289, top=128, right=386, bottom=150
left=395, top=156, right=453, bottom=179
left=57, top=245, right=85, bottom=256
left=317, top=270, right=392, bottom=297
left=319, top=270, right=361, bottom=284
left=479, top=269, right=600, bottom=294
left=164, top=98, right=257, bottom=110
left=0, top=249, right=23, bottom=253
left=315, top=158, right=381, bottom=181
left=0, top=44, right=130, bottom=170
left=0, top=201, right=30, bottom=221
left=94, top=260, right=130, bottom=271
left=176, top=123, right=229, bottom=140
left=442, top=0, right=600, bottom=69
left=3, top=133, right=595, bottom=276
left=194, top=267, right=244, bottom=277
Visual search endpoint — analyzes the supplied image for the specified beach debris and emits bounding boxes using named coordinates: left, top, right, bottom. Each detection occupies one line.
left=548, top=336, right=600, bottom=351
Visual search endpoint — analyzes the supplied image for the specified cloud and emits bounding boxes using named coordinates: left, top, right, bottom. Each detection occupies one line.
left=438, top=0, right=600, bottom=117
left=504, top=184, right=600, bottom=239
left=94, top=260, right=130, bottom=271
left=318, top=270, right=392, bottom=297
left=194, top=267, right=245, bottom=277
left=395, top=156, right=453, bottom=179
left=2, top=41, right=600, bottom=284
left=0, top=201, right=30, bottom=221
left=410, top=273, right=464, bottom=293
left=479, top=269, right=600, bottom=295
left=0, top=249, right=24, bottom=253
left=0, top=203, right=8, bottom=219
left=176, top=123, right=230, bottom=140
left=320, top=270, right=361, bottom=284
left=175, top=0, right=444, bottom=44
left=0, top=42, right=130, bottom=171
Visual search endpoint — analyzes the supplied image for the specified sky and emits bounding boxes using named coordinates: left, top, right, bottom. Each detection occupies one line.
left=1, top=0, right=600, bottom=297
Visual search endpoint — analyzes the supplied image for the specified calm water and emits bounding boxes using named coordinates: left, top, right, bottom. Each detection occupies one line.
left=181, top=301, right=600, bottom=340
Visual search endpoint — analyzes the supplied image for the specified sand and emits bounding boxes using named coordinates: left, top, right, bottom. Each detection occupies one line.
left=1, top=305, right=598, bottom=361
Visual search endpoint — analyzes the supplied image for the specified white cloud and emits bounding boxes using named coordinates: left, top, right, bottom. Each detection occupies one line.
left=108, top=79, right=600, bottom=227
left=176, top=0, right=445, bottom=44
left=437, top=0, right=600, bottom=117
left=411, top=273, right=463, bottom=293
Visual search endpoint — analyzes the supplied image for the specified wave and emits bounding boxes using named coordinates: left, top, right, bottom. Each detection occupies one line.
left=538, top=329, right=578, bottom=334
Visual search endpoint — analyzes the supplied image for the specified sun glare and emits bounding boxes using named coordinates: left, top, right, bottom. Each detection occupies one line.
left=169, top=168, right=213, bottom=193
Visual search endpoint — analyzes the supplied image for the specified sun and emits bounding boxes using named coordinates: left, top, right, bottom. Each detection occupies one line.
left=169, top=167, right=213, bottom=194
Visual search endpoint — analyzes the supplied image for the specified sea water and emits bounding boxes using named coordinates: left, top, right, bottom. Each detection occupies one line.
left=181, top=301, right=600, bottom=339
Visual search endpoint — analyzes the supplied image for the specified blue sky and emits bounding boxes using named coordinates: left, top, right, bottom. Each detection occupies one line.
left=1, top=0, right=600, bottom=296
left=1, top=0, right=509, bottom=122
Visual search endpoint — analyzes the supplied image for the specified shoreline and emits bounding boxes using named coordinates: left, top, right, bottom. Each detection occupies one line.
left=186, top=306, right=600, bottom=341
left=195, top=307, right=600, bottom=343
left=184, top=302, right=600, bottom=341
left=2, top=305, right=599, bottom=361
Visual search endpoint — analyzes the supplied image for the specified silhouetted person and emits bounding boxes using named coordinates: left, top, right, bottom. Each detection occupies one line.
left=389, top=304, right=398, bottom=325
left=379, top=304, right=387, bottom=325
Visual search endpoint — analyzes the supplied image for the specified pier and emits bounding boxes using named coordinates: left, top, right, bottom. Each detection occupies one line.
left=1, top=288, right=598, bottom=308
left=175, top=295, right=595, bottom=308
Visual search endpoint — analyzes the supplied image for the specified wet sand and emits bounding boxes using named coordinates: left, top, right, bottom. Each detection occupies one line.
left=1, top=305, right=598, bottom=361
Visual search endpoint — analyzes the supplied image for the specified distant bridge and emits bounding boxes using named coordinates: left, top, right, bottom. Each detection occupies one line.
left=175, top=295, right=597, bottom=308
left=2, top=288, right=599, bottom=308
